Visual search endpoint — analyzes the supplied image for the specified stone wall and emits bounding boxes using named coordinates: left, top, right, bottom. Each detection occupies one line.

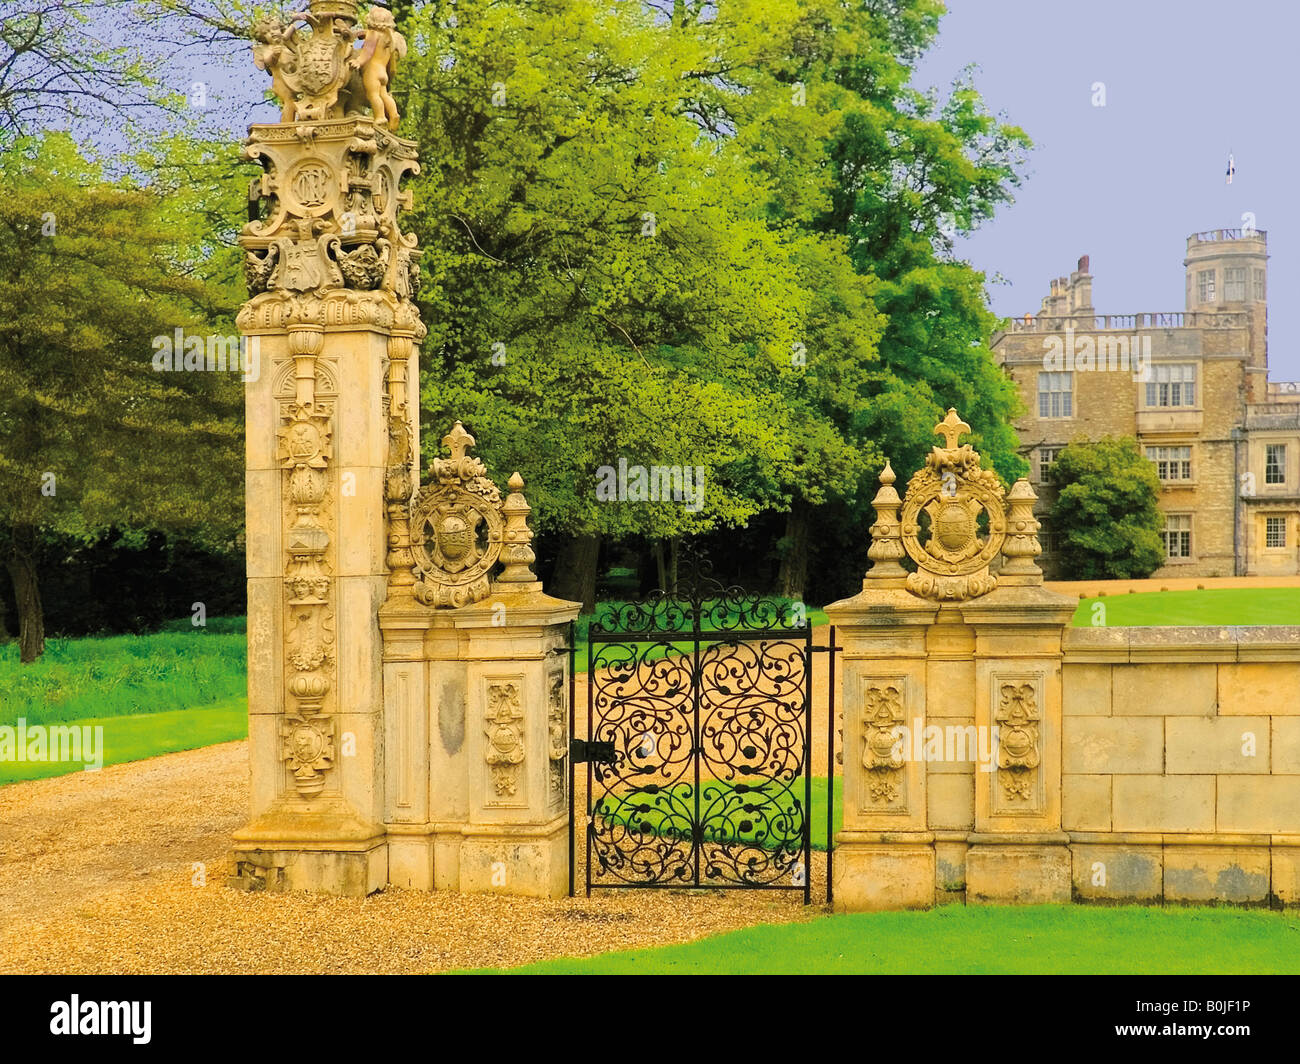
left=1062, top=626, right=1300, bottom=905
left=829, top=407, right=1300, bottom=912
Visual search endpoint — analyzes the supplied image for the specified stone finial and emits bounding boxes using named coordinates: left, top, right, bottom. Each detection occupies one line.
left=249, top=0, right=406, bottom=127
left=999, top=477, right=1043, bottom=585
left=934, top=408, right=972, bottom=450
left=442, top=420, right=475, bottom=461
left=864, top=460, right=908, bottom=588
left=497, top=472, right=541, bottom=589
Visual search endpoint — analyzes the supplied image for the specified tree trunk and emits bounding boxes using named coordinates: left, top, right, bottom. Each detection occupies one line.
left=6, top=535, right=45, bottom=663
left=551, top=532, right=601, bottom=612
left=776, top=499, right=812, bottom=601
left=652, top=540, right=667, bottom=593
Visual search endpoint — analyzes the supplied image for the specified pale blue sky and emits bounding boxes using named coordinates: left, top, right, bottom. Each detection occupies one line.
left=915, top=0, right=1300, bottom=380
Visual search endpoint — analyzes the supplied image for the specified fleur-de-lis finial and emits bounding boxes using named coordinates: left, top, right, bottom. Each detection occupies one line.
left=934, top=408, right=972, bottom=450
left=442, top=421, right=475, bottom=461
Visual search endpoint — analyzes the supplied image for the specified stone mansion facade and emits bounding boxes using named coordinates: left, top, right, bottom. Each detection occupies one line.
left=992, top=229, right=1300, bottom=578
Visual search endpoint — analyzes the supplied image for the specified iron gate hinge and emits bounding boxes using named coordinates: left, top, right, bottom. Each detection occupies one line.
left=570, top=738, right=616, bottom=764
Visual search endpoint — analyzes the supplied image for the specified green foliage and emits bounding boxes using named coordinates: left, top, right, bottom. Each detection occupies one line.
left=0, top=132, right=244, bottom=548
left=396, top=0, right=1028, bottom=555
left=1047, top=437, right=1166, bottom=579
left=0, top=624, right=246, bottom=726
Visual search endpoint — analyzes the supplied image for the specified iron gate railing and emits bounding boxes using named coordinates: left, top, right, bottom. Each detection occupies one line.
left=571, top=557, right=836, bottom=902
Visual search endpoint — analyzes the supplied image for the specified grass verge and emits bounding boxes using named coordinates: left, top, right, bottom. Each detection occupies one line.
left=0, top=697, right=248, bottom=785
left=1070, top=587, right=1300, bottom=626
left=487, top=904, right=1300, bottom=974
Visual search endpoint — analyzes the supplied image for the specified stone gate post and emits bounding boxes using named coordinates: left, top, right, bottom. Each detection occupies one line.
left=380, top=428, right=579, bottom=899
left=827, top=410, right=1076, bottom=910
left=227, top=1, right=580, bottom=898
left=229, top=0, right=424, bottom=895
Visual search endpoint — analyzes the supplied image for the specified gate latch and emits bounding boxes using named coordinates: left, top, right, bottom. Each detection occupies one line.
left=570, top=739, right=616, bottom=764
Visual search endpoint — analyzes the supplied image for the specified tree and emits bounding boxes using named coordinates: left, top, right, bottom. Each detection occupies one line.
left=396, top=0, right=890, bottom=607
left=0, top=1, right=165, bottom=137
left=0, top=134, right=243, bottom=660
left=1047, top=437, right=1165, bottom=579
left=809, top=8, right=1031, bottom=477
left=153, top=0, right=1033, bottom=606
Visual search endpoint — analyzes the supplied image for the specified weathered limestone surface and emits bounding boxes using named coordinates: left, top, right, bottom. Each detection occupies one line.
left=230, top=1, right=578, bottom=898
left=828, top=410, right=1075, bottom=910
left=830, top=409, right=1300, bottom=911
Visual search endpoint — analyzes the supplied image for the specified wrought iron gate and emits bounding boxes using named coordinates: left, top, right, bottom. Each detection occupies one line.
left=572, top=558, right=836, bottom=902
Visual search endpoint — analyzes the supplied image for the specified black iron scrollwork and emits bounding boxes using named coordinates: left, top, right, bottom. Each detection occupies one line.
left=585, top=547, right=814, bottom=896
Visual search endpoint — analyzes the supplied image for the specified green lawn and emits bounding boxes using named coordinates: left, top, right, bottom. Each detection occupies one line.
left=0, top=617, right=247, bottom=727
left=1070, top=587, right=1300, bottom=627
left=598, top=776, right=842, bottom=851
left=489, top=904, right=1300, bottom=974
left=0, top=697, right=248, bottom=784
left=0, top=618, right=248, bottom=785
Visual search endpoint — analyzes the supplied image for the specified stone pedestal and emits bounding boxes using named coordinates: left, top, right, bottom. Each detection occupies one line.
left=826, top=591, right=938, bottom=911
left=827, top=409, right=1076, bottom=911
left=961, top=587, right=1075, bottom=904
left=227, top=0, right=580, bottom=899
left=379, top=589, right=578, bottom=898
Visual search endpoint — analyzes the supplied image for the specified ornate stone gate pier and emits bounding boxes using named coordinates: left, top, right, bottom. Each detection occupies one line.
left=826, top=410, right=1076, bottom=910
left=229, top=0, right=578, bottom=898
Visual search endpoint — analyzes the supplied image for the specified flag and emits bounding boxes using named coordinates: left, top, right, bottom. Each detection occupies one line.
left=1226, top=153, right=1235, bottom=184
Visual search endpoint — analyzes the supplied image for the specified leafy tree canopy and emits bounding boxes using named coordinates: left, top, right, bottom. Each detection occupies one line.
left=1047, top=437, right=1166, bottom=580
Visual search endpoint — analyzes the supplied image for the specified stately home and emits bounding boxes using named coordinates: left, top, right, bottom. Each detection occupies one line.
left=992, top=228, right=1300, bottom=578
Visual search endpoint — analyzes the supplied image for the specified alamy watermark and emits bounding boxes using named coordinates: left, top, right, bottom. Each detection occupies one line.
left=152, top=329, right=260, bottom=382
left=0, top=719, right=104, bottom=771
left=595, top=458, right=705, bottom=512
left=1043, top=326, right=1150, bottom=381
left=884, top=721, right=1001, bottom=772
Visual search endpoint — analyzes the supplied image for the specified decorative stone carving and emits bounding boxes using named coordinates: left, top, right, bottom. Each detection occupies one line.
left=408, top=422, right=540, bottom=607
left=348, top=5, right=407, bottom=130
left=864, top=460, right=907, bottom=587
left=485, top=683, right=526, bottom=797
left=547, top=671, right=566, bottom=810
left=1000, top=477, right=1044, bottom=585
left=250, top=2, right=406, bottom=127
left=861, top=683, right=905, bottom=806
left=276, top=344, right=337, bottom=795
left=995, top=681, right=1041, bottom=803
left=498, top=473, right=539, bottom=587
left=410, top=423, right=503, bottom=607
left=237, top=109, right=422, bottom=319
left=900, top=409, right=1006, bottom=601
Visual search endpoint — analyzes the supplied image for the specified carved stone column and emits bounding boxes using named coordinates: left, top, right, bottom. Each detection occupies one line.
left=229, top=0, right=423, bottom=895
left=379, top=425, right=579, bottom=898
left=827, top=412, right=1076, bottom=910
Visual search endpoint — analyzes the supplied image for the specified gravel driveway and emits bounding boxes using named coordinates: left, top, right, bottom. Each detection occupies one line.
left=0, top=739, right=829, bottom=975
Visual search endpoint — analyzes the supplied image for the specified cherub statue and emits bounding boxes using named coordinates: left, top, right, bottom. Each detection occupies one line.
left=251, top=17, right=299, bottom=122
left=348, top=5, right=407, bottom=129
